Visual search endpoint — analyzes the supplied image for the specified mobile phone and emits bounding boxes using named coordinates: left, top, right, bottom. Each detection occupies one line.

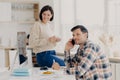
left=40, top=66, right=48, bottom=70
left=71, top=39, right=75, bottom=45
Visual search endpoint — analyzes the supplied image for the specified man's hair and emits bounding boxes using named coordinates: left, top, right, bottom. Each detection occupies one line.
left=39, top=5, right=54, bottom=21
left=71, top=25, right=88, bottom=38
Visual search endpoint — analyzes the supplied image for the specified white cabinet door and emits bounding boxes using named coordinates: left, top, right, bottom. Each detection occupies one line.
left=9, top=50, right=19, bottom=69
left=9, top=49, right=33, bottom=69
left=116, top=63, right=120, bottom=80
left=26, top=48, right=33, bottom=68
left=0, top=3, right=11, bottom=21
left=0, top=49, right=5, bottom=67
left=110, top=63, right=116, bottom=80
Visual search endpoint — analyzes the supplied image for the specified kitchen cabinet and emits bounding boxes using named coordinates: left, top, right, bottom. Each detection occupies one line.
left=0, top=49, right=5, bottom=67
left=110, top=59, right=120, bottom=80
left=110, top=63, right=116, bottom=80
left=0, top=2, right=11, bottom=22
left=116, top=64, right=120, bottom=80
left=0, top=0, right=39, bottom=24
left=8, top=48, right=33, bottom=69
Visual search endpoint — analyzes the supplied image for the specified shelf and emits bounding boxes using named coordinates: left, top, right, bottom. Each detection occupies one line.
left=0, top=1, right=39, bottom=23
left=0, top=0, right=39, bottom=4
left=0, top=20, right=38, bottom=24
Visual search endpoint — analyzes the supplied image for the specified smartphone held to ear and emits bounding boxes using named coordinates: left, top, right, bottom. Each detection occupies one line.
left=71, top=39, right=75, bottom=45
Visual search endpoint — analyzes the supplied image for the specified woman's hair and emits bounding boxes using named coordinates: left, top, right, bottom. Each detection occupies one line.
left=39, top=5, right=54, bottom=21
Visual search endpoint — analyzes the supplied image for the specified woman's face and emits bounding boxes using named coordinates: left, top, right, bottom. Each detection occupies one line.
left=42, top=10, right=52, bottom=23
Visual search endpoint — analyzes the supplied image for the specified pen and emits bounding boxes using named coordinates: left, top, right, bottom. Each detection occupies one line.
left=53, top=59, right=55, bottom=63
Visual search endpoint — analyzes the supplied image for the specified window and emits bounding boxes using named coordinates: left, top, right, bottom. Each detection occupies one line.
left=54, top=0, right=118, bottom=57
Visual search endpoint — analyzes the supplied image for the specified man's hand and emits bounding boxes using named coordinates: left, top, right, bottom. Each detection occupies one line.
left=64, top=39, right=74, bottom=51
left=52, top=62, right=60, bottom=70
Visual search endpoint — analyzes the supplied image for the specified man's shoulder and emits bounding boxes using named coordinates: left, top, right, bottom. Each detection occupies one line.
left=86, top=40, right=95, bottom=47
left=86, top=40, right=101, bottom=52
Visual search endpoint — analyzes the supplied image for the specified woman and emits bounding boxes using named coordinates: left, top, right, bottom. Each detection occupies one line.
left=29, top=5, right=65, bottom=68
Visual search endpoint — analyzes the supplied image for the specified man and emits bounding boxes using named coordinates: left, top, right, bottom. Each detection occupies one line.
left=64, top=25, right=112, bottom=80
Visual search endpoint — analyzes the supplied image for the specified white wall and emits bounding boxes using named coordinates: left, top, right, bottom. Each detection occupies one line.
left=39, top=0, right=54, bottom=10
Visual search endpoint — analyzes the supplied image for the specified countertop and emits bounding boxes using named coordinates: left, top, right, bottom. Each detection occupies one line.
left=0, top=67, right=75, bottom=80
left=109, top=57, right=120, bottom=63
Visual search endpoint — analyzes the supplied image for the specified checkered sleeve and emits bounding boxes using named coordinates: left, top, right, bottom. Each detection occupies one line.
left=76, top=47, right=98, bottom=77
left=64, top=51, right=75, bottom=74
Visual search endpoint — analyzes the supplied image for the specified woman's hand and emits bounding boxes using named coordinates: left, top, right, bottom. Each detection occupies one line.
left=48, top=36, right=56, bottom=43
left=55, top=37, right=61, bottom=42
left=48, top=36, right=61, bottom=43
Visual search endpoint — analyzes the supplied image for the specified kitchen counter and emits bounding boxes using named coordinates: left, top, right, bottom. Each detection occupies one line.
left=0, top=67, right=75, bottom=80
left=109, top=57, right=120, bottom=63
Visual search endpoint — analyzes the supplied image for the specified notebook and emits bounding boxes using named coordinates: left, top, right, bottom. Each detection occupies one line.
left=12, top=68, right=30, bottom=76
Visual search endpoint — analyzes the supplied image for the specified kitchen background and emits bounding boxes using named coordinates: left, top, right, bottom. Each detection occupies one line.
left=0, top=0, right=120, bottom=79
left=0, top=0, right=119, bottom=56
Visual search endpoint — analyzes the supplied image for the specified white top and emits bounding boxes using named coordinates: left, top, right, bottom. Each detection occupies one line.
left=29, top=21, right=56, bottom=53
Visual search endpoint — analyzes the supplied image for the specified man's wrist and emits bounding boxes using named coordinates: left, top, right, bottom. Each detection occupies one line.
left=64, top=50, right=68, bottom=53
left=64, top=50, right=70, bottom=57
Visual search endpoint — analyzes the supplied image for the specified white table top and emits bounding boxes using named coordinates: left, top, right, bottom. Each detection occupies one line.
left=0, top=67, right=75, bottom=80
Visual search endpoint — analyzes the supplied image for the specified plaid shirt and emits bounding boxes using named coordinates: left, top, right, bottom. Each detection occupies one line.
left=65, top=40, right=112, bottom=80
